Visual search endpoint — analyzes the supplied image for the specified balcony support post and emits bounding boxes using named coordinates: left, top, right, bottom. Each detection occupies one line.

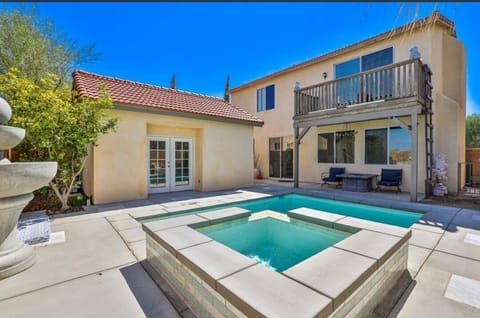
left=294, top=126, right=311, bottom=188
left=410, top=112, right=418, bottom=202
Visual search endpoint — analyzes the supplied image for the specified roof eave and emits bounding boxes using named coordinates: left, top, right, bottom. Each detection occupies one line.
left=112, top=103, right=264, bottom=127
left=230, top=12, right=455, bottom=93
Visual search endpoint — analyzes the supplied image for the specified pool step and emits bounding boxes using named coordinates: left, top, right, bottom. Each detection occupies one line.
left=249, top=210, right=290, bottom=222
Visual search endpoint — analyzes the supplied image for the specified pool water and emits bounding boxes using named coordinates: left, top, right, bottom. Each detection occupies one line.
left=196, top=217, right=351, bottom=272
left=236, top=194, right=422, bottom=228
left=142, top=193, right=423, bottom=228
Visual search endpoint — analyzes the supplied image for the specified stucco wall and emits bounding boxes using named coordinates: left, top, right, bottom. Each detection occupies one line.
left=232, top=23, right=466, bottom=195
left=87, top=108, right=254, bottom=204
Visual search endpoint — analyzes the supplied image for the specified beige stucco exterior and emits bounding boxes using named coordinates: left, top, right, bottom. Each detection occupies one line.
left=231, top=20, right=466, bottom=195
left=83, top=107, right=255, bottom=204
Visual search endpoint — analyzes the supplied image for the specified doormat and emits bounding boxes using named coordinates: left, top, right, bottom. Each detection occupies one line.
left=17, top=214, right=51, bottom=245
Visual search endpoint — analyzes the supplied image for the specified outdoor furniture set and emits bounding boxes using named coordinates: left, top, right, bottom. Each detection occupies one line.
left=321, top=167, right=402, bottom=193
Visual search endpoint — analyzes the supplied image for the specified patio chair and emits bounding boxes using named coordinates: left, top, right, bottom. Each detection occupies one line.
left=321, top=167, right=345, bottom=188
left=375, top=169, right=402, bottom=193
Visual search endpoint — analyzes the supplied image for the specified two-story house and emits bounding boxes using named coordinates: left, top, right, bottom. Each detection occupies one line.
left=231, top=11, right=466, bottom=201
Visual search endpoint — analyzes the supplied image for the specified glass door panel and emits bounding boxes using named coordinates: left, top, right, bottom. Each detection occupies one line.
left=281, top=136, right=294, bottom=179
left=269, top=136, right=294, bottom=179
left=269, top=137, right=281, bottom=178
left=148, top=138, right=168, bottom=191
left=174, top=141, right=190, bottom=186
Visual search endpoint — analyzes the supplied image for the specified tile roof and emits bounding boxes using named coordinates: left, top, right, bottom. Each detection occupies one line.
left=72, top=70, right=263, bottom=126
left=231, top=11, right=455, bottom=92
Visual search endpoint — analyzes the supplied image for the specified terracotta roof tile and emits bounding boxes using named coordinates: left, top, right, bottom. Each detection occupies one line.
left=72, top=70, right=263, bottom=126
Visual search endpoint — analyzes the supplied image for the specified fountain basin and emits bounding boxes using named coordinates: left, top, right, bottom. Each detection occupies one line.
left=0, top=126, right=25, bottom=150
left=0, top=162, right=58, bottom=198
left=0, top=193, right=34, bottom=244
left=0, top=97, right=12, bottom=124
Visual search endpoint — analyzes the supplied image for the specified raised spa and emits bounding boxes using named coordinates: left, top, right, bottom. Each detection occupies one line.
left=196, top=215, right=351, bottom=271
left=143, top=205, right=412, bottom=318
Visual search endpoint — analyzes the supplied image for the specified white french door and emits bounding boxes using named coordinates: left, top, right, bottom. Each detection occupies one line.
left=148, top=137, right=193, bottom=193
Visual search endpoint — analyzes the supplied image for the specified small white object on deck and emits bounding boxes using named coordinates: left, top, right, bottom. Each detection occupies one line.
left=444, top=274, right=480, bottom=309
left=464, top=233, right=480, bottom=246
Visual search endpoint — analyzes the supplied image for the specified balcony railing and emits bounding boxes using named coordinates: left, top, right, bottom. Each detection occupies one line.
left=294, top=59, right=426, bottom=116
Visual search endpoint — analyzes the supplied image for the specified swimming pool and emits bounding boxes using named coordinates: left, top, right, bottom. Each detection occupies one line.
left=141, top=193, right=423, bottom=228
left=196, top=216, right=351, bottom=272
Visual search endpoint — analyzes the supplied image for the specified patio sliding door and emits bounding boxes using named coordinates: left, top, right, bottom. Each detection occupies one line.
left=148, top=137, right=193, bottom=193
left=269, top=136, right=293, bottom=179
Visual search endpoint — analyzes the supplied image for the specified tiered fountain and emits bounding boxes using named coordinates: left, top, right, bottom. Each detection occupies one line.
left=0, top=96, right=57, bottom=279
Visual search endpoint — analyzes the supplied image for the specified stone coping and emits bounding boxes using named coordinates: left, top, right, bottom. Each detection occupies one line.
left=133, top=190, right=434, bottom=222
left=143, top=206, right=412, bottom=317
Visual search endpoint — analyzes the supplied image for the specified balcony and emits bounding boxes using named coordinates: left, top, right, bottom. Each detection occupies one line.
left=294, top=59, right=428, bottom=123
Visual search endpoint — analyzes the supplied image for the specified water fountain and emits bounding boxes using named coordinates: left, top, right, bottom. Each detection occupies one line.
left=0, top=96, right=57, bottom=279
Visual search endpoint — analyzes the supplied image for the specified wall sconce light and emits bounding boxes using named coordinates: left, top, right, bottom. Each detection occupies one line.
left=322, top=72, right=327, bottom=79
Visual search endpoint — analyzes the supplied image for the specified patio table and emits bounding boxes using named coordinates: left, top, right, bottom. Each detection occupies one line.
left=337, top=173, right=378, bottom=192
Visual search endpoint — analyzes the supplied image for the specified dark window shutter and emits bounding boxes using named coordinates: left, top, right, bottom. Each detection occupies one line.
left=266, top=84, right=275, bottom=110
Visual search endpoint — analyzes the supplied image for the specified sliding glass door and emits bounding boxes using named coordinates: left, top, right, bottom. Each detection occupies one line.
left=269, top=136, right=293, bottom=179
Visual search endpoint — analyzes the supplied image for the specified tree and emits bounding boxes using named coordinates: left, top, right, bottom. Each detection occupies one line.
left=0, top=4, right=99, bottom=87
left=0, top=69, right=118, bottom=211
left=170, top=73, right=176, bottom=89
left=224, top=75, right=230, bottom=103
left=466, top=113, right=480, bottom=148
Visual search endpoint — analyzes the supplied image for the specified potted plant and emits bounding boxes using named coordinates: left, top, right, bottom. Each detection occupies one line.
left=432, top=153, right=448, bottom=196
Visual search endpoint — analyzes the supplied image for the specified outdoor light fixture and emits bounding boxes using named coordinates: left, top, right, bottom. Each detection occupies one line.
left=323, top=72, right=327, bottom=79
left=337, top=122, right=358, bottom=138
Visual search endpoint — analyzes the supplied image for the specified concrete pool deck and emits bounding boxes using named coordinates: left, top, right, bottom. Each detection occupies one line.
left=0, top=181, right=479, bottom=317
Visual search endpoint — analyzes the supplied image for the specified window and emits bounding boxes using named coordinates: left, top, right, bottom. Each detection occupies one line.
left=335, top=58, right=360, bottom=79
left=365, top=127, right=411, bottom=165
left=365, top=128, right=388, bottom=164
left=317, top=131, right=355, bottom=164
left=335, top=47, right=393, bottom=104
left=335, top=132, right=355, bottom=164
left=257, top=84, right=275, bottom=112
left=361, top=47, right=394, bottom=71
left=389, top=127, right=412, bottom=164
left=318, top=133, right=334, bottom=163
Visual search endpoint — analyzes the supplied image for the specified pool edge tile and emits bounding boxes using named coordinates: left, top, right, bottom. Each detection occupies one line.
left=283, top=247, right=377, bottom=310
left=217, top=263, right=333, bottom=318
left=177, top=240, right=258, bottom=291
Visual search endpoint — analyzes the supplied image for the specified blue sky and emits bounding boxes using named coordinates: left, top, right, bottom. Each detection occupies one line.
left=6, top=2, right=480, bottom=115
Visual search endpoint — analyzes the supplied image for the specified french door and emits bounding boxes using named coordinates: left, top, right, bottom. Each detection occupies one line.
left=148, top=137, right=193, bottom=193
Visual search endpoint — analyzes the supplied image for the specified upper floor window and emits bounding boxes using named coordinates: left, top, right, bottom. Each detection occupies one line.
left=334, top=47, right=394, bottom=79
left=361, top=47, right=394, bottom=71
left=257, top=84, right=275, bottom=112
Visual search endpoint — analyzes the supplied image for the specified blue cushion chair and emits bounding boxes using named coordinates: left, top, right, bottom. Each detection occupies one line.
left=375, top=169, right=402, bottom=193
left=321, top=167, right=345, bottom=188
